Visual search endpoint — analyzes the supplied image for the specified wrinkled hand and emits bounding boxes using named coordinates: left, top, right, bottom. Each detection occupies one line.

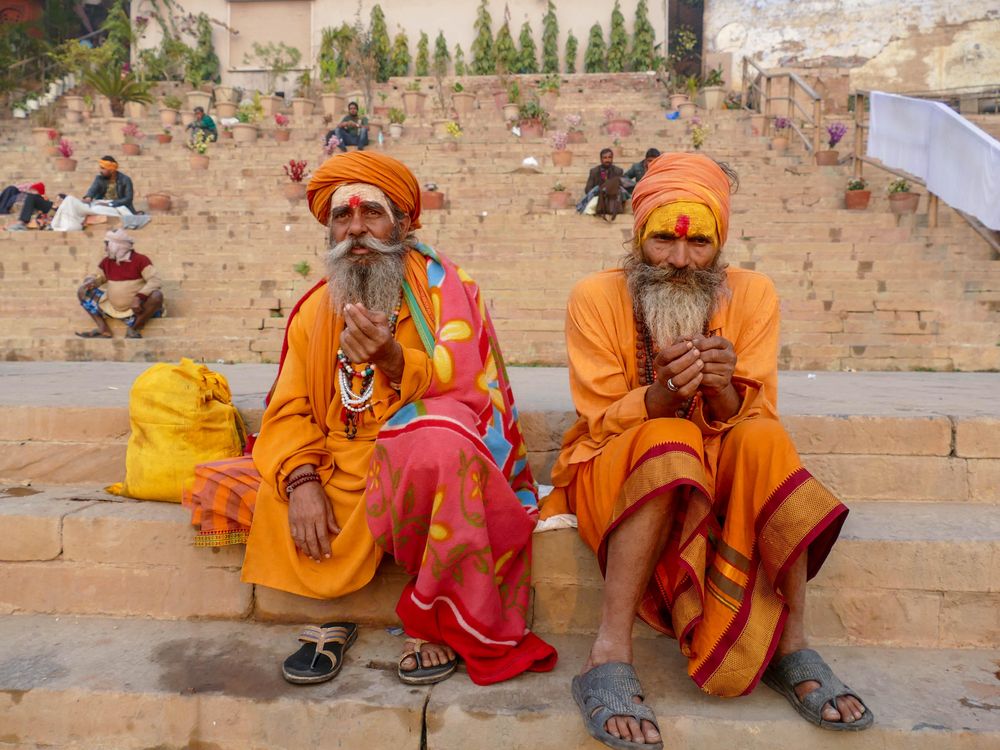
left=689, top=335, right=736, bottom=396
left=288, top=481, right=340, bottom=562
left=645, top=339, right=703, bottom=418
left=340, top=302, right=404, bottom=382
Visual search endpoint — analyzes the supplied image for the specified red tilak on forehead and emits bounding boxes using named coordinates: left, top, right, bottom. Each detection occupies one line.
left=348, top=195, right=362, bottom=209
left=675, top=214, right=690, bottom=237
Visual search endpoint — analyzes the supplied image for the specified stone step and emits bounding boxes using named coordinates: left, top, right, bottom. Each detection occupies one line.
left=0, top=614, right=996, bottom=750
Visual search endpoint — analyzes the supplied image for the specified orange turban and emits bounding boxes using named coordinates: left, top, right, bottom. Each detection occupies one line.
left=631, top=152, right=731, bottom=249
left=307, top=151, right=422, bottom=229
left=98, top=159, right=118, bottom=172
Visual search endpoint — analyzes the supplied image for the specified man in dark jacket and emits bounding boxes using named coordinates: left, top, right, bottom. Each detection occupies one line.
left=576, top=148, right=627, bottom=213
left=50, top=156, right=150, bottom=231
left=622, top=148, right=661, bottom=194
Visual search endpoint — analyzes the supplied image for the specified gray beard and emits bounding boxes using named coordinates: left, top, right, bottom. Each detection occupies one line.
left=325, top=234, right=408, bottom=315
left=624, top=254, right=729, bottom=348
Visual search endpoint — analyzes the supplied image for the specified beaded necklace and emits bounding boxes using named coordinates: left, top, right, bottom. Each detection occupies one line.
left=633, top=305, right=698, bottom=419
left=337, top=293, right=402, bottom=439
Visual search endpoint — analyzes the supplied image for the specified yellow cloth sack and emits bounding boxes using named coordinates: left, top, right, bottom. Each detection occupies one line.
left=107, top=358, right=247, bottom=502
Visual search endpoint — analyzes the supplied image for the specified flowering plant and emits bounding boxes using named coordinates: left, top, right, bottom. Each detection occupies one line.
left=687, top=117, right=707, bottom=150
left=445, top=120, right=463, bottom=139
left=122, top=122, right=144, bottom=141
left=564, top=113, right=583, bottom=132
left=773, top=116, right=791, bottom=131
left=552, top=182, right=566, bottom=192
left=550, top=130, right=569, bottom=151
left=283, top=159, right=308, bottom=182
left=846, top=177, right=868, bottom=191
left=826, top=121, right=847, bottom=148
left=189, top=130, right=210, bottom=155
left=887, top=177, right=911, bottom=194
left=274, top=113, right=290, bottom=128
left=46, top=129, right=59, bottom=141
left=323, top=133, right=341, bottom=155
left=56, top=138, right=73, bottom=158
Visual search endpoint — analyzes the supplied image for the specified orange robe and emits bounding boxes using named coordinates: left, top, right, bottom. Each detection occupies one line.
left=544, top=267, right=847, bottom=697
left=242, top=265, right=432, bottom=598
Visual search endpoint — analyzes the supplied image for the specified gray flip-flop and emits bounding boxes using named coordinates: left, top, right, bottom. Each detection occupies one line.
left=762, top=648, right=874, bottom=731
left=571, top=662, right=663, bottom=750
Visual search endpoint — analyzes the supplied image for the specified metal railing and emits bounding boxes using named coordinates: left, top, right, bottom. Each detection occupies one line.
left=741, top=57, right=823, bottom=152
left=851, top=89, right=1000, bottom=255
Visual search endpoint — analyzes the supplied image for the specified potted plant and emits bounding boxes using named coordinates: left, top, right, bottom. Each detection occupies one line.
left=85, top=68, right=153, bottom=143
left=678, top=77, right=699, bottom=118
left=214, top=84, right=235, bottom=107
left=604, top=108, right=634, bottom=137
left=233, top=101, right=261, bottom=143
left=444, top=120, right=462, bottom=151
left=887, top=177, right=920, bottom=214
left=221, top=123, right=233, bottom=140
left=771, top=116, right=791, bottom=152
left=452, top=81, right=475, bottom=116
left=421, top=181, right=445, bottom=210
left=156, top=127, right=173, bottom=145
left=518, top=100, right=549, bottom=138
left=160, top=94, right=182, bottom=128
left=291, top=71, right=316, bottom=118
left=46, top=129, right=61, bottom=157
left=548, top=181, right=572, bottom=209
left=12, top=100, right=28, bottom=119
left=274, top=113, right=292, bottom=142
left=701, top=66, right=726, bottom=110
left=817, top=121, right=847, bottom=165
left=283, top=159, right=309, bottom=200
left=388, top=108, right=406, bottom=138
left=215, top=92, right=238, bottom=119
left=54, top=138, right=77, bottom=171
left=146, top=192, right=172, bottom=211
left=538, top=74, right=561, bottom=110
left=402, top=79, right=426, bottom=118
left=122, top=122, right=144, bottom=156
left=688, top=117, right=708, bottom=150
left=323, top=133, right=342, bottom=156
left=551, top=130, right=572, bottom=167
left=845, top=177, right=871, bottom=210
left=565, top=114, right=586, bottom=144
left=502, top=80, right=520, bottom=122
left=373, top=91, right=391, bottom=117
left=189, top=130, right=211, bottom=170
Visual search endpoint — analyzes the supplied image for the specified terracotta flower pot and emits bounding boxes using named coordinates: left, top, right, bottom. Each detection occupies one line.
left=215, top=102, right=237, bottom=118
left=284, top=182, right=308, bottom=201
left=291, top=98, right=315, bottom=118
left=678, top=102, right=697, bottom=119
left=121, top=142, right=141, bottom=156
left=54, top=157, right=77, bottom=172
left=185, top=90, right=212, bottom=111
left=520, top=120, right=544, bottom=138
left=156, top=134, right=172, bottom=144
left=889, top=191, right=920, bottom=214
left=64, top=110, right=82, bottom=124
left=815, top=150, right=840, bottom=166
left=146, top=193, right=172, bottom=211
left=502, top=103, right=520, bottom=122
left=389, top=123, right=404, bottom=138
left=770, top=136, right=789, bottom=152
left=402, top=91, right=426, bottom=117
left=567, top=130, right=586, bottom=144
left=701, top=86, right=725, bottom=110
left=548, top=191, right=572, bottom=209
left=189, top=154, right=210, bottom=170
left=845, top=190, right=871, bottom=210
left=605, top=118, right=633, bottom=137
left=221, top=130, right=233, bottom=139
left=274, top=129, right=291, bottom=142
left=32, top=128, right=52, bottom=147
left=552, top=150, right=573, bottom=167
left=232, top=123, right=259, bottom=143
left=421, top=190, right=445, bottom=210
left=64, top=95, right=84, bottom=113
left=669, top=93, right=689, bottom=109
left=107, top=117, right=128, bottom=145
left=214, top=86, right=235, bottom=104
left=452, top=92, right=475, bottom=116
left=126, top=101, right=147, bottom=119
left=159, top=108, right=179, bottom=127
left=322, top=93, right=346, bottom=117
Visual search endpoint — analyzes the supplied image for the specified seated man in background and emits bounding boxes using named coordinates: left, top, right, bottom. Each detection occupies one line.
left=622, top=148, right=661, bottom=195
left=547, top=152, right=872, bottom=748
left=76, top=229, right=163, bottom=339
left=325, top=101, right=369, bottom=152
left=51, top=156, right=150, bottom=231
left=186, top=106, right=218, bottom=144
left=577, top=148, right=627, bottom=214
left=4, top=182, right=55, bottom=231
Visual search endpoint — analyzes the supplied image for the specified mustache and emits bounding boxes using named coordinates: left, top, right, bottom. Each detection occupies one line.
left=327, top=233, right=407, bottom=261
left=630, top=262, right=724, bottom=289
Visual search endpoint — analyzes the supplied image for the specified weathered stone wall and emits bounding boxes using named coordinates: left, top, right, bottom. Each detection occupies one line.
left=705, top=0, right=1000, bottom=96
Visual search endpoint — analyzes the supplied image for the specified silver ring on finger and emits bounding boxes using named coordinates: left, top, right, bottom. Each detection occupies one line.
left=666, top=377, right=679, bottom=392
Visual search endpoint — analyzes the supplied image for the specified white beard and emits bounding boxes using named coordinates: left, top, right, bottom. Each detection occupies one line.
left=324, top=235, right=407, bottom=315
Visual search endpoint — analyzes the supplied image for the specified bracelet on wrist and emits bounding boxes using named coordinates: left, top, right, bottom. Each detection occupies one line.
left=285, top=472, right=320, bottom=495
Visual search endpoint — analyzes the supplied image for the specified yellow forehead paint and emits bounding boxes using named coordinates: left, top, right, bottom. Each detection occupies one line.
left=640, top=201, right=719, bottom=248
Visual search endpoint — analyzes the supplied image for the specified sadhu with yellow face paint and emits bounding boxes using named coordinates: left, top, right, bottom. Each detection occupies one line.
left=543, top=153, right=873, bottom=749
left=188, top=151, right=556, bottom=687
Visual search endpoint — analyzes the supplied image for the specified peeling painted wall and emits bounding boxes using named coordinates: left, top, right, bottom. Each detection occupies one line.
left=705, top=0, right=1000, bottom=95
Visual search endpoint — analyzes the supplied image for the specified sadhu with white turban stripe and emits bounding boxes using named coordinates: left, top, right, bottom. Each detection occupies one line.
left=544, top=152, right=872, bottom=748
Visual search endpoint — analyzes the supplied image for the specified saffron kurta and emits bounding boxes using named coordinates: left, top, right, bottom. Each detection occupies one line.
left=544, top=267, right=847, bottom=697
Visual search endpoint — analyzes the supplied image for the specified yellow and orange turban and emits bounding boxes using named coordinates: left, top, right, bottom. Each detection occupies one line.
left=630, top=152, right=731, bottom=249
left=98, top=159, right=118, bottom=172
left=307, top=151, right=422, bottom=229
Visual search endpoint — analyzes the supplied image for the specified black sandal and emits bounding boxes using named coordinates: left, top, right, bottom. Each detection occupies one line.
left=282, top=622, right=358, bottom=685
